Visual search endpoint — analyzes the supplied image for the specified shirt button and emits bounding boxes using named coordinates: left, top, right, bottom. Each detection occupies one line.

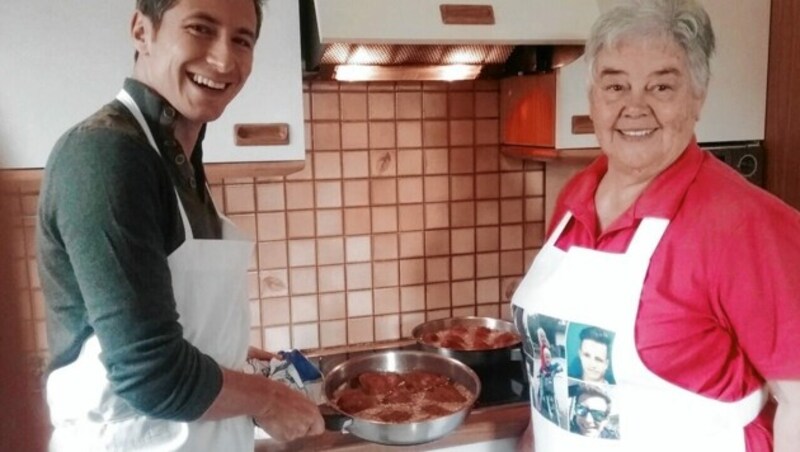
left=175, top=154, right=186, bottom=165
left=164, top=107, right=176, bottom=119
left=189, top=177, right=197, bottom=188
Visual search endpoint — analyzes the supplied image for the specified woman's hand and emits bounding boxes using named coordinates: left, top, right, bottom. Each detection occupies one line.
left=770, top=379, right=800, bottom=452
left=247, top=346, right=279, bottom=361
left=254, top=378, right=325, bottom=442
left=516, top=420, right=533, bottom=452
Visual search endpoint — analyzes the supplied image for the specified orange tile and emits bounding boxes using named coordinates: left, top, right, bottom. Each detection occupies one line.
left=316, top=209, right=343, bottom=237
left=347, top=290, right=373, bottom=316
left=525, top=197, right=545, bottom=222
left=475, top=145, right=500, bottom=173
left=476, top=252, right=500, bottom=278
left=346, top=263, right=373, bottom=290
left=422, top=121, right=448, bottom=147
left=476, top=304, right=500, bottom=319
left=343, top=180, right=370, bottom=207
left=400, top=286, right=426, bottom=313
left=312, top=92, right=340, bottom=120
left=524, top=222, right=545, bottom=249
left=397, top=121, right=422, bottom=148
left=374, top=287, right=400, bottom=314
left=341, top=122, right=369, bottom=150
left=315, top=181, right=342, bottom=209
left=375, top=315, right=401, bottom=341
left=426, top=256, right=450, bottom=282
left=423, top=147, right=449, bottom=174
left=263, top=326, right=291, bottom=351
left=373, top=260, right=399, bottom=288
left=317, top=237, right=345, bottom=265
left=399, top=231, right=424, bottom=258
left=399, top=258, right=425, bottom=285
left=341, top=92, right=367, bottom=120
left=261, top=297, right=291, bottom=326
left=342, top=151, right=370, bottom=179
left=450, top=201, right=475, bottom=228
left=290, top=267, right=318, bottom=295
left=422, top=92, right=447, bottom=119
left=371, top=206, right=398, bottom=233
left=348, top=317, right=374, bottom=344
left=453, top=306, right=476, bottom=318
left=500, top=154, right=525, bottom=171
left=424, top=203, right=449, bottom=229
left=452, top=254, right=475, bottom=280
left=475, top=119, right=499, bottom=145
left=371, top=149, right=397, bottom=177
left=451, top=175, right=474, bottom=201
left=397, top=149, right=423, bottom=176
left=500, top=172, right=524, bottom=198
left=224, top=183, right=255, bottom=213
left=500, top=225, right=524, bottom=251
left=476, top=278, right=500, bottom=304
left=451, top=228, right=476, bottom=255
left=256, top=183, right=285, bottom=212
left=450, top=147, right=475, bottom=174
left=345, top=235, right=371, bottom=263
left=313, top=152, right=343, bottom=180
left=258, top=241, right=288, bottom=270
left=369, top=122, right=396, bottom=149
left=475, top=173, right=499, bottom=199
left=257, top=212, right=287, bottom=241
left=396, top=92, right=422, bottom=119
left=501, top=199, right=524, bottom=224
left=525, top=170, right=545, bottom=196
left=312, top=122, right=341, bottom=151
left=319, top=292, right=347, bottom=320
left=320, top=320, right=347, bottom=347
left=448, top=91, right=474, bottom=119
left=476, top=226, right=500, bottom=252
left=475, top=91, right=499, bottom=118
left=288, top=239, right=316, bottom=267
left=500, top=250, right=524, bottom=276
left=373, top=233, right=399, bottom=260
left=397, top=177, right=423, bottom=204
left=424, top=175, right=449, bottom=202
left=401, top=312, right=426, bottom=337
left=450, top=120, right=474, bottom=147
left=425, top=230, right=450, bottom=256
left=368, top=92, right=395, bottom=120
left=344, top=207, right=371, bottom=235
left=426, top=283, right=451, bottom=310
left=285, top=181, right=315, bottom=210
left=452, top=280, right=476, bottom=306
left=476, top=200, right=500, bottom=226
left=292, top=323, right=320, bottom=350
left=291, top=295, right=319, bottom=323
left=227, top=214, right=256, bottom=242
left=370, top=179, right=397, bottom=205
left=287, top=210, right=315, bottom=238
left=261, top=269, right=289, bottom=298
left=398, top=204, right=424, bottom=231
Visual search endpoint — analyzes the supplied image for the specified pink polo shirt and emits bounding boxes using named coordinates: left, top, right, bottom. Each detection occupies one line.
left=550, top=140, right=800, bottom=451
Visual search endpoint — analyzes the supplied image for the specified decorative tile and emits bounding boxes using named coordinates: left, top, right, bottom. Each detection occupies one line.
left=476, top=252, right=500, bottom=278
left=370, top=149, right=397, bottom=177
left=422, top=121, right=448, bottom=147
left=475, top=119, right=499, bottom=145
left=426, top=256, right=450, bottom=282
left=396, top=121, right=422, bottom=148
left=500, top=172, right=524, bottom=198
left=345, top=235, right=372, bottom=263
left=476, top=227, right=500, bottom=252
left=368, top=92, right=395, bottom=120
left=259, top=241, right=288, bottom=269
left=291, top=295, right=319, bottom=323
left=261, top=297, right=290, bottom=325
left=451, top=254, right=475, bottom=280
left=396, top=92, right=422, bottom=119
left=371, top=206, right=398, bottom=233
left=290, top=267, right=317, bottom=295
left=341, top=92, right=367, bottom=120
left=312, top=123, right=341, bottom=151
left=453, top=306, right=476, bottom=318
left=425, top=230, right=450, bottom=256
left=398, top=204, right=424, bottom=231
left=228, top=214, right=256, bottom=242
left=285, top=182, right=315, bottom=210
left=312, top=92, right=340, bottom=120
left=475, top=173, right=499, bottom=199
left=476, top=200, right=499, bottom=226
left=475, top=145, right=500, bottom=173
left=424, top=148, right=449, bottom=175
left=341, top=122, right=369, bottom=150
left=369, top=122, right=396, bottom=149
left=475, top=91, right=499, bottom=118
left=525, top=197, right=545, bottom=222
left=450, top=201, right=476, bottom=228
left=288, top=239, right=316, bottom=267
left=374, top=287, right=400, bottom=314
left=343, top=179, right=370, bottom=206
left=373, top=260, right=399, bottom=288
left=500, top=250, right=524, bottom=276
left=451, top=175, right=474, bottom=201
left=342, top=151, right=370, bottom=179
left=448, top=91, right=474, bottom=119
left=313, top=152, right=342, bottom=179
left=371, top=179, right=397, bottom=205
left=425, top=283, right=451, bottom=310
left=317, top=237, right=345, bottom=265
left=476, top=304, right=500, bottom=319
left=397, top=177, right=423, bottom=204
left=287, top=210, right=315, bottom=238
left=319, top=292, right=346, bottom=320
left=256, top=183, right=285, bottom=212
left=344, top=207, right=371, bottom=235
left=315, top=181, right=342, bottom=209
left=524, top=222, right=545, bottom=249
left=451, top=280, right=476, bottom=306
left=400, top=286, right=426, bottom=313
left=424, top=175, right=449, bottom=202
left=399, top=231, right=424, bottom=258
left=525, top=170, right=545, bottom=197
left=373, top=233, right=399, bottom=260
left=374, top=315, right=401, bottom=341
left=348, top=317, right=374, bottom=344
left=224, top=184, right=255, bottom=213
left=422, top=92, right=447, bottom=118
left=451, top=228, right=476, bottom=255
left=316, top=209, right=343, bottom=237
left=401, top=312, right=426, bottom=337
left=399, top=258, right=425, bottom=285
left=424, top=203, right=449, bottom=229
left=264, top=326, right=291, bottom=351
left=501, top=199, right=524, bottom=224
left=450, top=120, right=474, bottom=147
left=292, top=323, right=320, bottom=350
left=397, top=149, right=423, bottom=175
left=477, top=278, right=500, bottom=304
left=500, top=225, right=524, bottom=251
left=346, top=263, right=373, bottom=290
left=257, top=212, right=286, bottom=241
left=320, top=320, right=347, bottom=347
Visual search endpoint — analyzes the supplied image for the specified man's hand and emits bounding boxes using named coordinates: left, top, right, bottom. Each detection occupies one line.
left=254, top=379, right=325, bottom=442
left=247, top=346, right=279, bottom=361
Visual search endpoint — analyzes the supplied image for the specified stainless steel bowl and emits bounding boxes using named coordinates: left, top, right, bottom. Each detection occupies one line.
left=411, top=316, right=522, bottom=368
left=322, top=350, right=481, bottom=445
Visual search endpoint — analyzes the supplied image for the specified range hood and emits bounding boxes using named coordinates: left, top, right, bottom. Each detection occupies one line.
left=300, top=0, right=612, bottom=82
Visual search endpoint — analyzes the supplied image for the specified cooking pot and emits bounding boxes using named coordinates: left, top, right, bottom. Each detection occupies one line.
left=411, top=316, right=522, bottom=368
left=321, top=350, right=481, bottom=445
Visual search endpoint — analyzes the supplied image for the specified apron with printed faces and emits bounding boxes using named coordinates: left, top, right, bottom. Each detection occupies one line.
left=511, top=212, right=768, bottom=452
left=47, top=90, right=255, bottom=451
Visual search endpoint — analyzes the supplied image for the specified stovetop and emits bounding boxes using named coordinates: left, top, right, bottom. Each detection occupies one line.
left=311, top=343, right=530, bottom=409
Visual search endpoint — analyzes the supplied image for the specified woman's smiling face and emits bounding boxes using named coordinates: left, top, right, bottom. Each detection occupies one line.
left=589, top=36, right=705, bottom=176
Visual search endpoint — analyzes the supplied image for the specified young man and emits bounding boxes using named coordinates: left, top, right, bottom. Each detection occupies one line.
left=568, top=326, right=615, bottom=385
left=37, top=1, right=323, bottom=450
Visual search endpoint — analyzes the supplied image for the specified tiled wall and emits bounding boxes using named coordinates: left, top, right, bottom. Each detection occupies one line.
left=12, top=79, right=546, bottom=370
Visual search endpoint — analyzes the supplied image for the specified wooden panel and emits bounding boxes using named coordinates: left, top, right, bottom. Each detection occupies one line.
left=764, top=0, right=800, bottom=209
left=440, top=4, right=495, bottom=25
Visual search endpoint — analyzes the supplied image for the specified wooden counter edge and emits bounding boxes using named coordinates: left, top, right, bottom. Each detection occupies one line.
left=255, top=402, right=530, bottom=452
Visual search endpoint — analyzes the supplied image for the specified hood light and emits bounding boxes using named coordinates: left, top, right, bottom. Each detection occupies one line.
left=334, top=64, right=482, bottom=82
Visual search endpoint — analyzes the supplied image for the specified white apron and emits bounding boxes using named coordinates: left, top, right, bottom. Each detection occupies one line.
left=511, top=212, right=767, bottom=452
left=47, top=90, right=255, bottom=451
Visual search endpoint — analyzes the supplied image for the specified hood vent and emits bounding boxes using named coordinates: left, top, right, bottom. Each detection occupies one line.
left=300, top=0, right=605, bottom=82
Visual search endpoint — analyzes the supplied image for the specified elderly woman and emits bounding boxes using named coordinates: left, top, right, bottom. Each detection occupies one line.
left=511, top=1, right=800, bottom=451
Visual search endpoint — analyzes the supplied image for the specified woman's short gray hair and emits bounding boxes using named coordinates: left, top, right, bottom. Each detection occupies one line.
left=585, top=0, right=715, bottom=95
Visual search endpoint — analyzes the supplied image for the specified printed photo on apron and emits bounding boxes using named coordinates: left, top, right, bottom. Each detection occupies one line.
left=525, top=314, right=620, bottom=441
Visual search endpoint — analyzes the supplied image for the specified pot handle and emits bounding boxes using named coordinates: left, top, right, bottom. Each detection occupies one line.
left=319, top=404, right=353, bottom=433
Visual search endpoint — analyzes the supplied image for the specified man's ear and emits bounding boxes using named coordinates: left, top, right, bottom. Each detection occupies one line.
left=130, top=11, right=151, bottom=57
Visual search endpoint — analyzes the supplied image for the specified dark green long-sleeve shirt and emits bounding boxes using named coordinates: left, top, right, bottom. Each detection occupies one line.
left=37, top=79, right=224, bottom=421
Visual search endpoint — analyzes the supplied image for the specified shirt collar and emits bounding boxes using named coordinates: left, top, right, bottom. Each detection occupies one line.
left=564, top=139, right=706, bottom=235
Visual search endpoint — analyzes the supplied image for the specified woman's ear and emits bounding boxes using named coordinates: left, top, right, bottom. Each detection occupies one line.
left=130, top=11, right=151, bottom=57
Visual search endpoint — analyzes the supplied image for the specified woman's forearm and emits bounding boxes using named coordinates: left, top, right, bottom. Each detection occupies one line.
left=769, top=380, right=800, bottom=452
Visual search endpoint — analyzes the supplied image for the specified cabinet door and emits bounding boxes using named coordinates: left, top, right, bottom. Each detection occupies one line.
left=554, top=0, right=770, bottom=149
left=0, top=0, right=303, bottom=169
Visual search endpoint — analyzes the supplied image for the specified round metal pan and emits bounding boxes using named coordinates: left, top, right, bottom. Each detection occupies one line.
left=411, top=316, right=522, bottom=368
left=321, top=350, right=481, bottom=446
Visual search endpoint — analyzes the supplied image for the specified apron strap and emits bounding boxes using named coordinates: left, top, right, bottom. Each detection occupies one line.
left=115, top=89, right=195, bottom=240
left=625, top=217, right=670, bottom=261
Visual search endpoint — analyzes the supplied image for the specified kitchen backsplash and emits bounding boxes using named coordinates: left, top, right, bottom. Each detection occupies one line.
left=11, top=80, right=546, bottom=371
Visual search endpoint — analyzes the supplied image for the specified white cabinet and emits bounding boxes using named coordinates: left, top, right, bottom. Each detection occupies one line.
left=554, top=0, right=770, bottom=149
left=0, top=0, right=304, bottom=169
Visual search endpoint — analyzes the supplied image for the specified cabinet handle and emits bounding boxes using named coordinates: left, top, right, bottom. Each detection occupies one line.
left=440, top=4, right=495, bottom=25
left=234, top=123, right=290, bottom=146
left=571, top=116, right=594, bottom=135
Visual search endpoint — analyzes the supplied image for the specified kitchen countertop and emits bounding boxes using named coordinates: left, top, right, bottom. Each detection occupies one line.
left=254, top=402, right=530, bottom=452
